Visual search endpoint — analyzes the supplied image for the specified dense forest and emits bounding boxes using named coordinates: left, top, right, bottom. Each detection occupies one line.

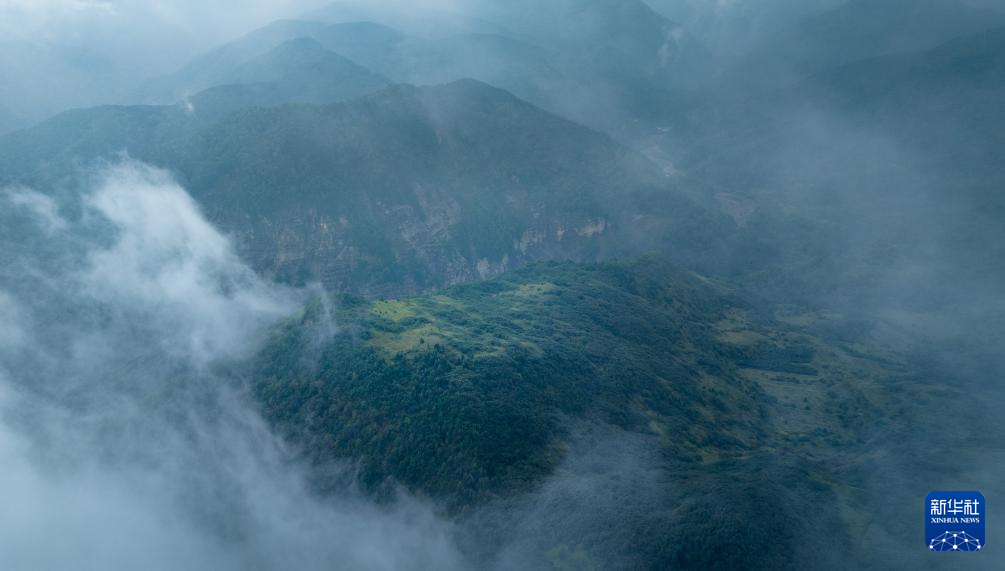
left=253, top=260, right=935, bottom=568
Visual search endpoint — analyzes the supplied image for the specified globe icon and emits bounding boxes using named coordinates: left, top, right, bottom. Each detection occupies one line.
left=929, top=531, right=982, bottom=551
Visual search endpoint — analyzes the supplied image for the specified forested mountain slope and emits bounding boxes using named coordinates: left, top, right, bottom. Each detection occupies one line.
left=254, top=259, right=938, bottom=569
left=0, top=80, right=735, bottom=297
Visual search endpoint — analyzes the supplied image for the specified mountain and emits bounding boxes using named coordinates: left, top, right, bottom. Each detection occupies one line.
left=474, top=0, right=709, bottom=83
left=254, top=258, right=932, bottom=569
left=151, top=0, right=714, bottom=133
left=678, top=25, right=1005, bottom=220
left=308, top=23, right=567, bottom=103
left=0, top=38, right=390, bottom=179
left=187, top=38, right=391, bottom=121
left=0, top=40, right=127, bottom=132
left=176, top=81, right=732, bottom=296
left=799, top=26, right=1005, bottom=170
left=137, top=17, right=572, bottom=116
left=302, top=1, right=513, bottom=38
left=134, top=19, right=331, bottom=104
left=797, top=27, right=1005, bottom=281
left=305, top=23, right=630, bottom=132
left=140, top=19, right=599, bottom=134
left=734, top=0, right=1005, bottom=88
left=0, top=105, right=198, bottom=186
left=216, top=37, right=385, bottom=87
left=644, top=0, right=846, bottom=58
left=461, top=0, right=717, bottom=140
left=0, top=80, right=736, bottom=297
left=4, top=4, right=1002, bottom=569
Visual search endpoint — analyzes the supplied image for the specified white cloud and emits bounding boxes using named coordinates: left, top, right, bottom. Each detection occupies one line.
left=0, top=291, right=25, bottom=351
left=6, top=188, right=67, bottom=233
left=0, top=161, right=467, bottom=571
left=81, top=161, right=293, bottom=365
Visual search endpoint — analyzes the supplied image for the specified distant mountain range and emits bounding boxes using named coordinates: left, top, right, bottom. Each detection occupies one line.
left=5, top=0, right=1001, bottom=308
left=303, top=1, right=514, bottom=38
left=6, top=3, right=1004, bottom=304
left=134, top=20, right=333, bottom=104
left=135, top=7, right=700, bottom=136
left=0, top=80, right=736, bottom=297
left=729, top=0, right=1005, bottom=88
left=140, top=20, right=581, bottom=125
left=187, top=38, right=391, bottom=122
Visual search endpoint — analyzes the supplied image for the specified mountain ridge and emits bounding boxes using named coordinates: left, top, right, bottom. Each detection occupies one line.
left=0, top=79, right=734, bottom=297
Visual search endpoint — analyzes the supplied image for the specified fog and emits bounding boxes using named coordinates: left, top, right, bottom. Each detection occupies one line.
left=644, top=0, right=846, bottom=56
left=0, top=162, right=464, bottom=571
left=0, top=0, right=331, bottom=129
left=1, top=0, right=1003, bottom=568
left=0, top=0, right=330, bottom=53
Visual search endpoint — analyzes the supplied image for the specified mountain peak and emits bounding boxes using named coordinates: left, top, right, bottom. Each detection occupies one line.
left=224, top=36, right=369, bottom=82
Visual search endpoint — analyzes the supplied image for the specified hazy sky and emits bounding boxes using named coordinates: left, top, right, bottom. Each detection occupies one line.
left=0, top=0, right=329, bottom=71
left=0, top=0, right=849, bottom=73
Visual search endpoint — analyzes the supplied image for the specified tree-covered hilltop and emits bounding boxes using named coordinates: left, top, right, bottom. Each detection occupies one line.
left=253, top=258, right=923, bottom=568
left=256, top=259, right=766, bottom=502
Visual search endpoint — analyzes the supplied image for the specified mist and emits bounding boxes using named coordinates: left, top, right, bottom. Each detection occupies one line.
left=0, top=161, right=464, bottom=571
left=1, top=1, right=1003, bottom=569
left=0, top=0, right=331, bottom=130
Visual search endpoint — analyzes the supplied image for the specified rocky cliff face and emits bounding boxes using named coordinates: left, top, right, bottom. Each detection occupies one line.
left=227, top=184, right=621, bottom=297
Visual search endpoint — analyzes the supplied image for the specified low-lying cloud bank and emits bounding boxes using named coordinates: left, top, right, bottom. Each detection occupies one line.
left=0, top=161, right=465, bottom=571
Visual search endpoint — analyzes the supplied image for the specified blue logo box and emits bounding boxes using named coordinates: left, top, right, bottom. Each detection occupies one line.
left=927, top=491, right=985, bottom=552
